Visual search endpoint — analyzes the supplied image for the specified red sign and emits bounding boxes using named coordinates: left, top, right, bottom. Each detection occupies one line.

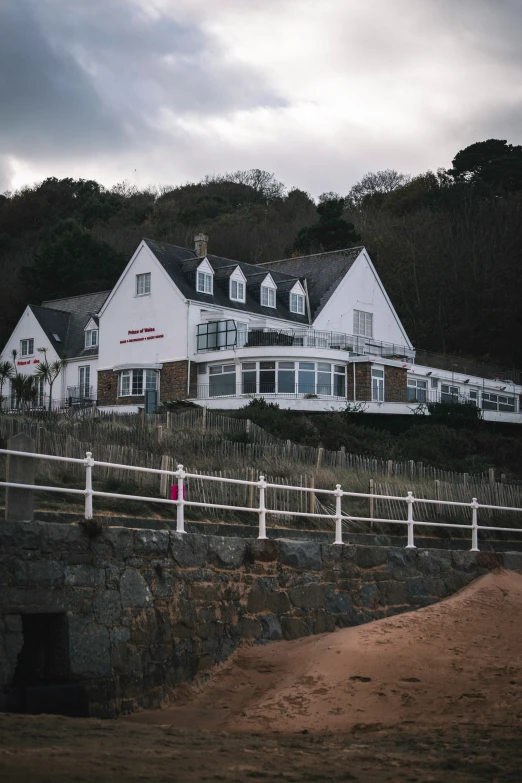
left=120, top=326, right=164, bottom=345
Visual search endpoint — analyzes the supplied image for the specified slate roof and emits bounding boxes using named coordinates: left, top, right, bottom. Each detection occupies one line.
left=259, top=247, right=363, bottom=319
left=32, top=290, right=110, bottom=359
left=144, top=239, right=310, bottom=324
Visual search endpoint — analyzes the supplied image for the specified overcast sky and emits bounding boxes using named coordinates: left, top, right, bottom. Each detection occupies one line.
left=1, top=0, right=522, bottom=196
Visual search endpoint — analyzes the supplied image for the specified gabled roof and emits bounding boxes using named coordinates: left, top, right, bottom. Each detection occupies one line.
left=143, top=239, right=309, bottom=324
left=258, top=247, right=363, bottom=320
left=34, top=290, right=110, bottom=359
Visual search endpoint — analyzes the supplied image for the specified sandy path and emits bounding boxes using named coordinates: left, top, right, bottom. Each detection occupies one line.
left=127, top=569, right=522, bottom=734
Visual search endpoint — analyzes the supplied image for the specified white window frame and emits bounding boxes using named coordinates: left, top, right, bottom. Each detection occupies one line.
left=261, top=286, right=276, bottom=308
left=85, top=329, right=98, bottom=348
left=197, top=271, right=213, bottom=294
left=79, top=366, right=91, bottom=396
left=371, top=367, right=384, bottom=402
left=353, top=310, right=373, bottom=338
left=407, top=377, right=427, bottom=402
left=118, top=369, right=158, bottom=397
left=290, top=292, right=305, bottom=314
left=20, top=338, right=34, bottom=357
left=135, top=272, right=151, bottom=296
left=236, top=321, right=248, bottom=347
left=230, top=279, right=245, bottom=302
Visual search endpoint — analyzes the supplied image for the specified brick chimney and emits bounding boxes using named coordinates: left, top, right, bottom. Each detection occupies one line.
left=194, top=233, right=208, bottom=257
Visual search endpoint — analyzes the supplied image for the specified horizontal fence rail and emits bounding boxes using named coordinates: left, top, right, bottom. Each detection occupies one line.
left=1, top=448, right=522, bottom=551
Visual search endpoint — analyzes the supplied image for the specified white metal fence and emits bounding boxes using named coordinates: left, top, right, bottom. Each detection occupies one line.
left=1, top=448, right=522, bottom=551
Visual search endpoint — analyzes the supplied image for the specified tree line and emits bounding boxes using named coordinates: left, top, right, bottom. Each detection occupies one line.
left=1, top=139, right=521, bottom=368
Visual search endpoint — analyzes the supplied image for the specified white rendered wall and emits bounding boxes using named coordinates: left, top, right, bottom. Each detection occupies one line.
left=313, top=251, right=412, bottom=348
left=98, top=243, right=188, bottom=371
left=1, top=307, right=60, bottom=402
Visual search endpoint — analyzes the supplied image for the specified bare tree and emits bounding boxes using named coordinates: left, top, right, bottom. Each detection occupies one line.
left=347, top=170, right=411, bottom=208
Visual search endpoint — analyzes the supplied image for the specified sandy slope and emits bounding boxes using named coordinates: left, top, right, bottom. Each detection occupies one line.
left=128, top=569, right=522, bottom=734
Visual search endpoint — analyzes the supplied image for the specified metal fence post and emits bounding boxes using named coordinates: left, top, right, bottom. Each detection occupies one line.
left=334, top=484, right=343, bottom=545
left=471, top=498, right=479, bottom=552
left=84, top=451, right=94, bottom=520
left=176, top=463, right=185, bottom=534
left=405, top=491, right=416, bottom=549
left=258, top=474, right=267, bottom=540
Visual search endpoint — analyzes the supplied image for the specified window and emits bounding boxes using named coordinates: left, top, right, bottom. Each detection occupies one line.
left=35, top=378, right=44, bottom=407
left=482, top=392, right=515, bottom=412
left=242, top=362, right=257, bottom=394
left=290, top=292, right=305, bottom=314
left=441, top=384, right=459, bottom=403
left=259, top=361, right=276, bottom=394
left=119, top=369, right=158, bottom=397
left=298, top=362, right=315, bottom=394
left=236, top=322, right=248, bottom=348
left=136, top=273, right=151, bottom=296
left=261, top=286, right=276, bottom=308
left=353, top=310, right=373, bottom=338
left=209, top=364, right=236, bottom=397
left=230, top=279, right=245, bottom=302
left=468, top=390, right=478, bottom=406
left=20, top=338, right=34, bottom=357
left=78, top=366, right=90, bottom=397
left=197, top=271, right=213, bottom=294
left=334, top=365, right=346, bottom=397
left=85, top=329, right=98, bottom=348
left=317, top=362, right=332, bottom=396
left=278, top=362, right=295, bottom=394
left=197, top=321, right=237, bottom=351
left=372, top=368, right=384, bottom=401
left=407, top=378, right=427, bottom=402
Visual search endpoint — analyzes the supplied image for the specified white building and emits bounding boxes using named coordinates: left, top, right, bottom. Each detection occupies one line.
left=2, top=235, right=521, bottom=423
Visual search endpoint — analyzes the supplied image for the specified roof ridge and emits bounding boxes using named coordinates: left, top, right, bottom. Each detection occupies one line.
left=258, top=246, right=365, bottom=265
left=41, top=290, right=111, bottom=307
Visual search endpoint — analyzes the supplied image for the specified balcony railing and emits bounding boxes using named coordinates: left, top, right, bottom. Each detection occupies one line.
left=66, top=386, right=95, bottom=402
left=196, top=324, right=414, bottom=360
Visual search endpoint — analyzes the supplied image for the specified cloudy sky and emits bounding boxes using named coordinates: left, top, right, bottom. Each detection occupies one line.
left=1, top=0, right=522, bottom=196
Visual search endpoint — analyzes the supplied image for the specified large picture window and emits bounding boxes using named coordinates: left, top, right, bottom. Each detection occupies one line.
left=239, top=360, right=346, bottom=397
left=440, top=384, right=459, bottom=403
left=119, top=369, right=158, bottom=397
left=407, top=378, right=427, bottom=402
left=482, top=392, right=515, bottom=412
left=353, top=310, right=373, bottom=338
left=209, top=364, right=236, bottom=397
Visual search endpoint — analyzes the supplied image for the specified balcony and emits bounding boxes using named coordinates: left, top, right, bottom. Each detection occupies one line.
left=196, top=322, right=414, bottom=361
left=66, top=386, right=96, bottom=404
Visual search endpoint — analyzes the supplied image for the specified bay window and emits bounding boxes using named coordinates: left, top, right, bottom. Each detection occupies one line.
left=298, top=362, right=315, bottom=394
left=119, top=369, right=158, bottom=397
left=259, top=361, right=276, bottom=394
left=277, top=362, right=295, bottom=393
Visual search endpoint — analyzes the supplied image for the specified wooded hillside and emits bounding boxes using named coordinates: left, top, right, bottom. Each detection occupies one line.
left=1, top=139, right=521, bottom=368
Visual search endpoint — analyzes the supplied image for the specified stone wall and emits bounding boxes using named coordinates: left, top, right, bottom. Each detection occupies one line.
left=384, top=365, right=408, bottom=402
left=0, top=520, right=519, bottom=718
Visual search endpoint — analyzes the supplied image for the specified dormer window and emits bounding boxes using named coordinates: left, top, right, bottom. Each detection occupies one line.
left=290, top=292, right=305, bottom=314
left=197, top=271, right=213, bottom=294
left=230, top=279, right=245, bottom=302
left=85, top=329, right=98, bottom=348
left=261, top=286, right=276, bottom=308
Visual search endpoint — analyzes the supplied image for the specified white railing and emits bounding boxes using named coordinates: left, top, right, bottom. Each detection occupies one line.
left=1, top=448, right=522, bottom=551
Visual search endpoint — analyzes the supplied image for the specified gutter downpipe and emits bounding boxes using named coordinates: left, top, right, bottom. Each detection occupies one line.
left=186, top=301, right=191, bottom=396
left=353, top=362, right=356, bottom=402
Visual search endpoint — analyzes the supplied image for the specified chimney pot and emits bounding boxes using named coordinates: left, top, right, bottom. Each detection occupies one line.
left=195, top=233, right=208, bottom=257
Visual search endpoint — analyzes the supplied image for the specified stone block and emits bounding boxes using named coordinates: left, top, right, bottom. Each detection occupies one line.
left=120, top=569, right=153, bottom=608
left=288, top=583, right=326, bottom=610
left=321, top=544, right=343, bottom=564
left=1, top=521, right=41, bottom=551
left=110, top=628, right=130, bottom=644
left=325, top=590, right=353, bottom=615
left=5, top=433, right=35, bottom=522
left=106, top=528, right=134, bottom=559
left=261, top=615, right=283, bottom=642
left=64, top=565, right=105, bottom=588
left=313, top=612, right=336, bottom=634
left=380, top=581, right=407, bottom=606
left=134, top=530, right=169, bottom=556
left=208, top=536, right=246, bottom=570
left=170, top=533, right=208, bottom=568
left=281, top=617, right=310, bottom=640
left=14, top=560, right=64, bottom=587
left=417, top=550, right=452, bottom=575
left=359, top=582, right=379, bottom=609
left=406, top=577, right=430, bottom=603
left=151, top=572, right=176, bottom=599
left=40, top=524, right=90, bottom=554
left=387, top=549, right=418, bottom=578
left=503, top=551, right=522, bottom=571
left=452, top=551, right=479, bottom=572
left=233, top=617, right=262, bottom=639
left=279, top=540, right=322, bottom=570
left=69, top=618, right=111, bottom=678
left=93, top=590, right=122, bottom=625
left=477, top=552, right=502, bottom=570
left=247, top=539, right=279, bottom=562
left=356, top=546, right=388, bottom=569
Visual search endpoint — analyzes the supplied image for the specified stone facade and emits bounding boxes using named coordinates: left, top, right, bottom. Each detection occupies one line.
left=97, top=361, right=197, bottom=407
left=1, top=519, right=517, bottom=718
left=384, top=365, right=408, bottom=402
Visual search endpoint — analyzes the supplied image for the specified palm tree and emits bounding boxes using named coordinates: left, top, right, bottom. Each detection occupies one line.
left=10, top=374, right=37, bottom=412
left=0, top=360, right=14, bottom=411
left=34, top=347, right=68, bottom=411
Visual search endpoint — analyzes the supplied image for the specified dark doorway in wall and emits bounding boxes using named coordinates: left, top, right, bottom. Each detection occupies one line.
left=7, top=613, right=88, bottom=717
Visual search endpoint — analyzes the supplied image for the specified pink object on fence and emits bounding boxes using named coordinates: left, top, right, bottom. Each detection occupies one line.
left=171, top=485, right=186, bottom=501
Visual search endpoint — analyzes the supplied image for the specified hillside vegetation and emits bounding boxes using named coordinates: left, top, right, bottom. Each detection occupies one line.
left=1, top=139, right=522, bottom=370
